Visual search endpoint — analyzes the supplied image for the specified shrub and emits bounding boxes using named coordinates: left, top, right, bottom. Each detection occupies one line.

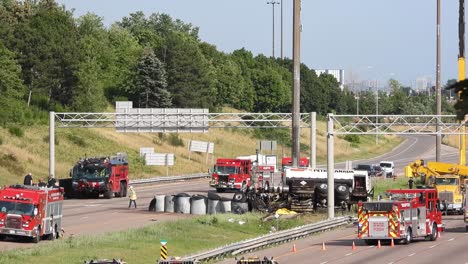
left=344, top=134, right=360, bottom=144
left=168, top=133, right=184, bottom=147
left=42, top=135, right=59, bottom=145
left=8, top=126, right=24, bottom=137
left=0, top=137, right=3, bottom=145
left=66, top=134, right=87, bottom=147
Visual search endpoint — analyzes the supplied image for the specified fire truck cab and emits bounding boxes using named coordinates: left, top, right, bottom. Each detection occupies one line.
left=0, top=185, right=64, bottom=243
left=357, top=188, right=443, bottom=245
left=210, top=159, right=252, bottom=192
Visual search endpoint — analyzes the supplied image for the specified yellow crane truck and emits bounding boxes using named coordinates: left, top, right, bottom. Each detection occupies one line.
left=405, top=160, right=468, bottom=214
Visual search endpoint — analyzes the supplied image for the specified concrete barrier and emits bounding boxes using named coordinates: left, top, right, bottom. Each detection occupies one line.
left=155, top=195, right=165, bottom=212
left=175, top=194, right=191, bottom=214
left=190, top=195, right=207, bottom=215
left=164, top=195, right=175, bottom=213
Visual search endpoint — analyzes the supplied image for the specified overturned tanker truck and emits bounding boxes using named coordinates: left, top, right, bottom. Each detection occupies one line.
left=246, top=166, right=373, bottom=213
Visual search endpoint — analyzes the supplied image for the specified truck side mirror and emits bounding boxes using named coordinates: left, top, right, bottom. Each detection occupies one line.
left=33, top=207, right=38, bottom=216
left=208, top=168, right=212, bottom=174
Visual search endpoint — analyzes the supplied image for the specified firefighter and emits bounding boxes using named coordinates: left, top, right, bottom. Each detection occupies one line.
left=38, top=179, right=47, bottom=187
left=408, top=178, right=414, bottom=189
left=47, top=174, right=56, bottom=188
left=128, top=185, right=137, bottom=209
left=23, top=172, right=33, bottom=186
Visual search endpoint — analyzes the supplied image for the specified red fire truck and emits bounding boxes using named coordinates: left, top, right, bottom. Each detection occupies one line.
left=210, top=159, right=252, bottom=192
left=65, top=153, right=129, bottom=199
left=281, top=157, right=309, bottom=171
left=0, top=185, right=64, bottom=243
left=357, top=188, right=443, bottom=245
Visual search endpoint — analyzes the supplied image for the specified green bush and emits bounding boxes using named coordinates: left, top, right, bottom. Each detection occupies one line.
left=42, top=135, right=59, bottom=145
left=344, top=134, right=360, bottom=144
left=0, top=136, right=3, bottom=145
left=168, top=133, right=184, bottom=147
left=66, top=134, right=87, bottom=147
left=8, top=126, right=24, bottom=137
left=252, top=128, right=290, bottom=146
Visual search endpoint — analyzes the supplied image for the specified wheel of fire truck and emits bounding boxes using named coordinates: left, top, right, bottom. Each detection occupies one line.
left=429, top=223, right=438, bottom=241
left=403, top=228, right=412, bottom=244
left=122, top=182, right=128, bottom=197
left=117, top=182, right=125, bottom=197
left=104, top=184, right=113, bottom=199
left=32, top=227, right=41, bottom=243
left=48, top=225, right=57, bottom=241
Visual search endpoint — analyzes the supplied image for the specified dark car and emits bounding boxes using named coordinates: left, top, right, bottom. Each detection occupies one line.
left=354, top=164, right=382, bottom=177
left=371, top=164, right=383, bottom=177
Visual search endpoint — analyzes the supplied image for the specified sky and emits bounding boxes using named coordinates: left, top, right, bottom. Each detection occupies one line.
left=55, top=0, right=462, bottom=88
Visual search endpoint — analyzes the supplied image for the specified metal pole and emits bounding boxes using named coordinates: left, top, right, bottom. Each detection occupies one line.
left=292, top=0, right=301, bottom=167
left=459, top=0, right=466, bottom=166
left=327, top=114, right=335, bottom=219
left=376, top=91, right=379, bottom=144
left=280, top=0, right=283, bottom=59
left=436, top=0, right=442, bottom=161
left=310, top=112, right=316, bottom=169
left=49, top=111, right=55, bottom=178
left=267, top=1, right=279, bottom=58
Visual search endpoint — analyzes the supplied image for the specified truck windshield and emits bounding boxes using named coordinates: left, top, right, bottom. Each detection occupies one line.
left=435, top=178, right=458, bottom=185
left=380, top=163, right=392, bottom=168
left=0, top=201, right=35, bottom=216
left=214, top=166, right=237, bottom=174
left=73, top=165, right=109, bottom=179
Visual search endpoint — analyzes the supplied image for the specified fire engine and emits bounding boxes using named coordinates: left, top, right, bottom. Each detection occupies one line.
left=210, top=159, right=252, bottom=192
left=357, top=188, right=443, bottom=245
left=0, top=185, right=64, bottom=243
left=64, top=153, right=129, bottom=199
left=281, top=157, right=309, bottom=171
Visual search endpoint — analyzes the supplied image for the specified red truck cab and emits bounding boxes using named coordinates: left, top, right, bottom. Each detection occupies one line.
left=210, top=159, right=252, bottom=192
left=0, top=185, right=64, bottom=243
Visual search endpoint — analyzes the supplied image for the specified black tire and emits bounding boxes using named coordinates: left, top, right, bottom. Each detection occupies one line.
left=403, top=228, right=412, bottom=244
left=148, top=197, right=156, bottom=212
left=104, top=184, right=113, bottom=199
left=216, top=188, right=225, bottom=193
left=208, top=191, right=221, bottom=200
left=116, top=182, right=125, bottom=197
left=232, top=192, right=247, bottom=202
left=430, top=224, right=438, bottom=241
left=33, top=227, right=41, bottom=243
left=364, top=239, right=376, bottom=245
left=122, top=182, right=127, bottom=197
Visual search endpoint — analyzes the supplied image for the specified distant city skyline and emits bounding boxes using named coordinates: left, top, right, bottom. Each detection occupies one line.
left=56, top=0, right=463, bottom=88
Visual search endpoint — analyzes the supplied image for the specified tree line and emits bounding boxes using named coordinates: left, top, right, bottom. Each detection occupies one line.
left=0, top=0, right=455, bottom=127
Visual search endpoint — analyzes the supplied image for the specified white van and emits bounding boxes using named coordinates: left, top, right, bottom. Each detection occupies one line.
left=379, top=161, right=394, bottom=178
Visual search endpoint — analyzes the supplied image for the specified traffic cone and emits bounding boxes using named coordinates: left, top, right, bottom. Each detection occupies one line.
left=390, top=238, right=395, bottom=247
left=377, top=240, right=382, bottom=249
left=351, top=241, right=356, bottom=251
left=292, top=244, right=297, bottom=253
left=438, top=231, right=441, bottom=238
left=321, top=242, right=327, bottom=251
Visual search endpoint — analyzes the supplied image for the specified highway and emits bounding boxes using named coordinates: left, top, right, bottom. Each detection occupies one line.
left=1, top=134, right=467, bottom=264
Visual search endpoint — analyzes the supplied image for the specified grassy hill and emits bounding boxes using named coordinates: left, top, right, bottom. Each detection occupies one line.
left=0, top=115, right=403, bottom=186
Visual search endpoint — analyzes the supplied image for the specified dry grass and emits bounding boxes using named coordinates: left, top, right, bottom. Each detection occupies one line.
left=0, top=118, right=403, bottom=186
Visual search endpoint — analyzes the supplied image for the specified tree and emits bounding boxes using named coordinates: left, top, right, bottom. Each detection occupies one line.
left=132, top=49, right=171, bottom=108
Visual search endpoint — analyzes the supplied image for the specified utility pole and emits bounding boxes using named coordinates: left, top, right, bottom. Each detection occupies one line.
left=459, top=0, right=466, bottom=166
left=280, top=0, right=284, bottom=59
left=436, top=0, right=442, bottom=161
left=292, top=0, right=301, bottom=167
left=267, top=1, right=279, bottom=58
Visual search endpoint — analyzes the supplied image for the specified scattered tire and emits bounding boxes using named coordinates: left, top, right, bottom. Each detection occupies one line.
left=232, top=192, right=247, bottom=203
left=175, top=193, right=190, bottom=197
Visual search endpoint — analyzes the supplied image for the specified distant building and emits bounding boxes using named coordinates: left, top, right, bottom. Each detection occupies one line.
left=314, top=69, right=345, bottom=90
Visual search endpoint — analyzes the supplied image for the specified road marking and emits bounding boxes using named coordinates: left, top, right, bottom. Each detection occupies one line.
left=429, top=245, right=437, bottom=248
left=388, top=262, right=394, bottom=264
left=408, top=253, right=415, bottom=257
left=320, top=262, right=328, bottom=264
left=345, top=253, right=353, bottom=256
left=80, top=216, right=88, bottom=220
left=448, top=238, right=455, bottom=241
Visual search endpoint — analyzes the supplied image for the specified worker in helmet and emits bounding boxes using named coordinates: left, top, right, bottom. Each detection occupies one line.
left=128, top=185, right=137, bottom=209
left=23, top=173, right=33, bottom=186
left=47, top=174, right=56, bottom=188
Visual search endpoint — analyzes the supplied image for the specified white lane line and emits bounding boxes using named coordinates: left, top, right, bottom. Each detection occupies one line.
left=449, top=238, right=455, bottom=241
left=345, top=253, right=353, bottom=256
left=320, top=262, right=328, bottom=264
left=388, top=262, right=394, bottom=264
left=429, top=245, right=437, bottom=248
left=80, top=216, right=88, bottom=219
left=408, top=253, right=415, bottom=257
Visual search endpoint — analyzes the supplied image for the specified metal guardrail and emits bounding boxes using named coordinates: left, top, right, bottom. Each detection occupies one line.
left=184, top=216, right=352, bottom=262
left=129, top=173, right=210, bottom=185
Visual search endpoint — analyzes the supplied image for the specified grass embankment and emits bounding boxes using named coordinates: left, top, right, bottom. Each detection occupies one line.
left=0, top=118, right=403, bottom=187
left=0, top=213, right=324, bottom=264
